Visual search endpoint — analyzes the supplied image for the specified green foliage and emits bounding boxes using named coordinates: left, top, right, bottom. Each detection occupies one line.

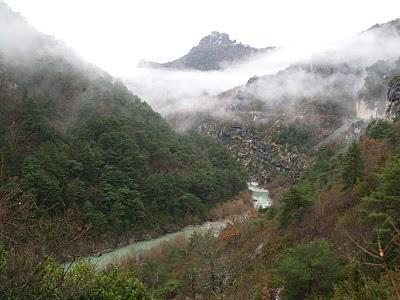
left=341, top=142, right=364, bottom=186
left=154, top=279, right=182, bottom=299
left=19, top=92, right=58, bottom=145
left=298, top=146, right=338, bottom=198
left=333, top=264, right=396, bottom=300
left=0, top=246, right=152, bottom=300
left=0, top=35, right=249, bottom=297
left=274, top=240, right=341, bottom=300
left=121, top=120, right=400, bottom=299
left=278, top=124, right=315, bottom=148
left=362, top=155, right=400, bottom=240
left=279, top=187, right=312, bottom=228
left=84, top=267, right=152, bottom=300
left=22, top=155, right=63, bottom=208
left=367, top=119, right=394, bottom=140
left=0, top=66, right=247, bottom=237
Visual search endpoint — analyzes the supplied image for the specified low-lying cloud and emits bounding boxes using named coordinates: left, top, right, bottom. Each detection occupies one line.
left=124, top=23, right=400, bottom=122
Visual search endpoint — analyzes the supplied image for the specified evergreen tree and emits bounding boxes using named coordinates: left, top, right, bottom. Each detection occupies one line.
left=280, top=187, right=312, bottom=228
left=342, top=142, right=364, bottom=186
left=362, top=155, right=400, bottom=233
left=275, top=240, right=341, bottom=300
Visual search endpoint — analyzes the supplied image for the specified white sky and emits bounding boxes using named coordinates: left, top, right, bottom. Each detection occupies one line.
left=4, top=0, right=400, bottom=76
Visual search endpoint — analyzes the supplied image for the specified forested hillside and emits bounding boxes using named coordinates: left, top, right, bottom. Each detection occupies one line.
left=0, top=3, right=247, bottom=298
left=4, top=1, right=400, bottom=299
left=0, top=3, right=246, bottom=239
left=127, top=114, right=400, bottom=300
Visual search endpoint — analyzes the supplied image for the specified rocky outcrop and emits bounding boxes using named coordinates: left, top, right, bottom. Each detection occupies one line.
left=314, top=119, right=367, bottom=150
left=198, top=121, right=310, bottom=184
left=219, top=61, right=361, bottom=122
left=138, top=31, right=275, bottom=71
left=386, top=75, right=400, bottom=118
left=357, top=58, right=400, bottom=119
left=164, top=19, right=400, bottom=184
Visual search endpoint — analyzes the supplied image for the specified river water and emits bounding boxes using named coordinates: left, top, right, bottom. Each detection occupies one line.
left=65, top=183, right=270, bottom=270
left=248, top=182, right=272, bottom=209
left=65, top=220, right=227, bottom=270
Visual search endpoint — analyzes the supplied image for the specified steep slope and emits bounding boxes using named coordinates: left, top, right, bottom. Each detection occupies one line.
left=176, top=62, right=363, bottom=184
left=164, top=19, right=400, bottom=185
left=138, top=31, right=275, bottom=71
left=0, top=2, right=247, bottom=246
left=356, top=58, right=400, bottom=118
left=125, top=81, right=400, bottom=300
left=386, top=74, right=400, bottom=118
left=368, top=18, right=400, bottom=35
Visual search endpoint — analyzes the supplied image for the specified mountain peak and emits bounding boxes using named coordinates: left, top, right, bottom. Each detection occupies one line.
left=138, top=32, right=274, bottom=71
left=199, top=31, right=233, bottom=46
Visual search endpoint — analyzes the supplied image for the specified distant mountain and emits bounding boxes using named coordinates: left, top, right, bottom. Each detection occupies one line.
left=164, top=18, right=400, bottom=184
left=138, top=31, right=275, bottom=71
left=367, top=18, right=400, bottom=35
left=214, top=17, right=400, bottom=122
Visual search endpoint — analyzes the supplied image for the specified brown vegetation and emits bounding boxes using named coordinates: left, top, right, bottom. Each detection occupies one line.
left=206, top=191, right=254, bottom=220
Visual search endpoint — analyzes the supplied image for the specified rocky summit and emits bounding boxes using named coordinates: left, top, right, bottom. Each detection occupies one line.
left=138, top=31, right=275, bottom=71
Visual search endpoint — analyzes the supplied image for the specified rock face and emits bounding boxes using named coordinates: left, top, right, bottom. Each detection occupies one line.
left=386, top=75, right=400, bottom=118
left=220, top=61, right=362, bottom=121
left=172, top=61, right=370, bottom=183
left=198, top=121, right=311, bottom=184
left=164, top=18, right=400, bottom=183
left=314, top=120, right=367, bottom=151
left=357, top=58, right=400, bottom=118
left=138, top=31, right=275, bottom=71
left=167, top=61, right=366, bottom=183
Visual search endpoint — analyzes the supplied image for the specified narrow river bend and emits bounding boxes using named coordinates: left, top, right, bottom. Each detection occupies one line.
left=65, top=183, right=271, bottom=270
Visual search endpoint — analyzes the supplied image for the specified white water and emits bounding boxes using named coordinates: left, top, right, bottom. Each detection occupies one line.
left=248, top=182, right=272, bottom=209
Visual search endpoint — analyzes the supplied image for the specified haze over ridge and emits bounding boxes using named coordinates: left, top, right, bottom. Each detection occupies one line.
left=4, top=0, right=400, bottom=76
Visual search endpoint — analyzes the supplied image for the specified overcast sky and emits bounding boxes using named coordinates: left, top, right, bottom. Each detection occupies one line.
left=4, top=0, right=400, bottom=76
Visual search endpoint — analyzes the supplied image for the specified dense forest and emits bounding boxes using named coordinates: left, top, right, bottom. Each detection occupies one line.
left=0, top=3, right=247, bottom=298
left=0, top=3, right=247, bottom=236
left=3, top=2, right=400, bottom=299
left=0, top=67, right=246, bottom=237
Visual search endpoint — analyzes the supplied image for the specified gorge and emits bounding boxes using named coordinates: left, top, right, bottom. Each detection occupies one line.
left=2, top=1, right=400, bottom=299
left=66, top=183, right=271, bottom=270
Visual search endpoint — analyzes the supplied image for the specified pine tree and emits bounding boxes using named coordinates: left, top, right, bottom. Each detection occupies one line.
left=363, top=155, right=400, bottom=229
left=280, top=187, right=312, bottom=228
left=342, top=142, right=364, bottom=186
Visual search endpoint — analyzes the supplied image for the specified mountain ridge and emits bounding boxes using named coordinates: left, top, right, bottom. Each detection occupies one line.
left=162, top=17, right=400, bottom=185
left=138, top=31, right=275, bottom=71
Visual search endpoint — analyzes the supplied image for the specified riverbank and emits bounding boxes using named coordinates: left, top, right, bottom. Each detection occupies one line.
left=65, top=219, right=228, bottom=270
left=74, top=191, right=253, bottom=258
left=248, top=182, right=272, bottom=209
left=65, top=184, right=271, bottom=270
